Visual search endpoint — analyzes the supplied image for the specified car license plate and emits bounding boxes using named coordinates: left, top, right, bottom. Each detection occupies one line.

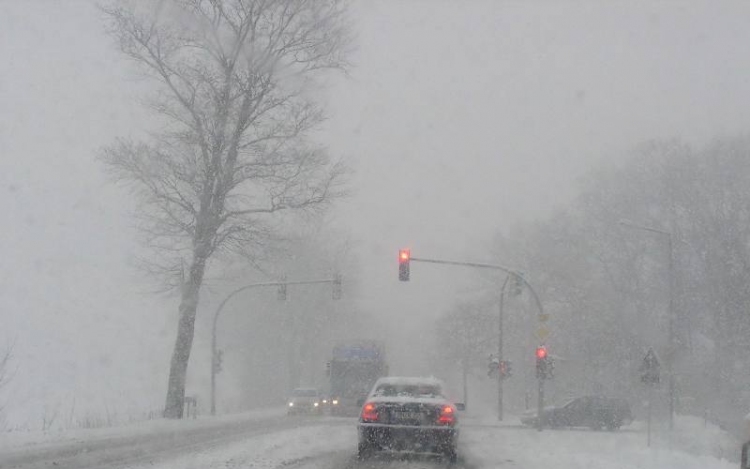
left=393, top=411, right=422, bottom=422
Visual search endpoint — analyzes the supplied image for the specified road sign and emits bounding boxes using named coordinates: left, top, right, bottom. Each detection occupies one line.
left=535, top=325, right=550, bottom=341
left=538, top=313, right=550, bottom=323
left=640, top=348, right=661, bottom=448
left=640, top=348, right=660, bottom=385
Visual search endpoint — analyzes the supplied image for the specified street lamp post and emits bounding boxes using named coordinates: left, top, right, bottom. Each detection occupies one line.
left=666, top=233, right=675, bottom=431
left=210, top=276, right=342, bottom=416
left=619, top=221, right=675, bottom=430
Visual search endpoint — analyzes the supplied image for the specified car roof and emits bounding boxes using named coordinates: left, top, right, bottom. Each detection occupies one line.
left=372, top=376, right=445, bottom=387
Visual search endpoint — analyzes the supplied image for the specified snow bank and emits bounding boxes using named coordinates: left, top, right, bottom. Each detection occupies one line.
left=463, top=413, right=738, bottom=469
left=0, top=407, right=285, bottom=453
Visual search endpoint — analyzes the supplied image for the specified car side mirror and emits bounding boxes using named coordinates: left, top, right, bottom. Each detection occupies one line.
left=356, top=398, right=365, bottom=407
left=455, top=403, right=466, bottom=411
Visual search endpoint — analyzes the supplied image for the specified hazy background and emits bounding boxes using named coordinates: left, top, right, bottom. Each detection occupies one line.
left=2, top=0, right=750, bottom=428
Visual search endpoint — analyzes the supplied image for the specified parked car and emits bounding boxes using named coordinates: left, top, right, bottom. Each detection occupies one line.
left=520, top=396, right=633, bottom=430
left=357, top=376, right=464, bottom=462
left=287, top=387, right=324, bottom=415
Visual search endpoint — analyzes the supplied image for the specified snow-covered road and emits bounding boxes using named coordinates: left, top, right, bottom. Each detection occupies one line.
left=0, top=413, right=739, bottom=469
left=133, top=418, right=467, bottom=469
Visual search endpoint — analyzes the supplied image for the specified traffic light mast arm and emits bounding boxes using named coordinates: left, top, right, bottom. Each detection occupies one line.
left=409, top=257, right=516, bottom=273
left=211, top=278, right=338, bottom=353
left=410, top=256, right=545, bottom=318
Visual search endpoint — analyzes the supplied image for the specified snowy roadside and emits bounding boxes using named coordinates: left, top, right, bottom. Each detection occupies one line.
left=0, top=412, right=355, bottom=469
left=461, top=413, right=738, bottom=469
left=131, top=422, right=357, bottom=469
left=0, top=407, right=285, bottom=453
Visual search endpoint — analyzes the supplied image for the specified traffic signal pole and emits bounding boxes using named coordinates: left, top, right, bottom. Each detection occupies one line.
left=497, top=274, right=510, bottom=421
left=405, top=255, right=546, bottom=423
left=210, top=276, right=342, bottom=416
left=537, top=376, right=545, bottom=432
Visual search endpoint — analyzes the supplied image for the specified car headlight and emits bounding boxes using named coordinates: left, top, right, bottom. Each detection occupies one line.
left=332, top=399, right=339, bottom=405
left=322, top=399, right=328, bottom=404
left=288, top=402, right=294, bottom=407
left=314, top=402, right=319, bottom=407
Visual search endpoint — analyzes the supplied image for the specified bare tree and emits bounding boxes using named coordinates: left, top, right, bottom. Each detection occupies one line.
left=101, top=0, right=351, bottom=418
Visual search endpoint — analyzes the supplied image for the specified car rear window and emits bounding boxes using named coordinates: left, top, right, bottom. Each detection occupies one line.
left=372, top=383, right=442, bottom=398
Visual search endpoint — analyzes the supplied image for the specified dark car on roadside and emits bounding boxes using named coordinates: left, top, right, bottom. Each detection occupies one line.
left=357, top=377, right=465, bottom=463
left=521, top=396, right=633, bottom=431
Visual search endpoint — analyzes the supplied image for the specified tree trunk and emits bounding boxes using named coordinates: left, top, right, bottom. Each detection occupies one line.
left=164, top=251, right=207, bottom=419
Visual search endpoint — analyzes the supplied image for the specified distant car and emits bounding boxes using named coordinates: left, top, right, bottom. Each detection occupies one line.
left=287, top=388, right=323, bottom=415
left=520, top=396, right=633, bottom=430
left=357, top=376, right=464, bottom=463
left=319, top=394, right=340, bottom=412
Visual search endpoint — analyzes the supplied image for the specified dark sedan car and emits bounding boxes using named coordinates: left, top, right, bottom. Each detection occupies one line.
left=357, top=377, right=464, bottom=462
left=521, top=396, right=633, bottom=431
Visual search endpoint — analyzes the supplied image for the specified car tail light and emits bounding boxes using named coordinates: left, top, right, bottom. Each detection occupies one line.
left=437, top=405, right=456, bottom=425
left=361, top=402, right=379, bottom=422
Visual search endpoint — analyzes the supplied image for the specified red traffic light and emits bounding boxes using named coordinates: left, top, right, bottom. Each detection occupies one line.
left=399, top=249, right=410, bottom=262
left=398, top=249, right=411, bottom=281
left=536, top=346, right=547, bottom=360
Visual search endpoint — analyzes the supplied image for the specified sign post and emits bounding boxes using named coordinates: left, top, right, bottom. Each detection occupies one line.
left=640, top=348, right=661, bottom=447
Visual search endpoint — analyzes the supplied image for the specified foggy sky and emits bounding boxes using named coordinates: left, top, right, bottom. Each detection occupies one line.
left=2, top=0, right=750, bottom=424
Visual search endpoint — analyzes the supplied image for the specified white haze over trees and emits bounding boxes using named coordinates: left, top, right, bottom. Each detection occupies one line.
left=433, top=138, right=750, bottom=435
left=485, top=139, right=750, bottom=432
left=2, top=0, right=750, bottom=435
